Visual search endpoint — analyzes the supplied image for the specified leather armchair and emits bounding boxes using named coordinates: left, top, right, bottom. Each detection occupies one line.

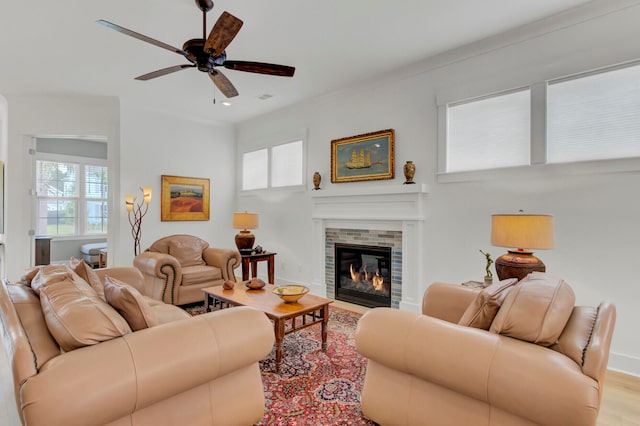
left=134, top=234, right=241, bottom=305
left=355, top=276, right=616, bottom=426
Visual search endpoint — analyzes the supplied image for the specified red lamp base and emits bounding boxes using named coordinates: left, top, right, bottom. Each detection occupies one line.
left=495, top=250, right=546, bottom=282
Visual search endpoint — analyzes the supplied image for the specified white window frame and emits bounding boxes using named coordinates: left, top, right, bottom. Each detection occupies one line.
left=34, top=152, right=108, bottom=239
left=239, top=130, right=307, bottom=193
left=438, top=60, right=640, bottom=183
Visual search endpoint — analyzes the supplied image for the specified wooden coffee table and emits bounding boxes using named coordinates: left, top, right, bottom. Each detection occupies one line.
left=202, top=283, right=333, bottom=372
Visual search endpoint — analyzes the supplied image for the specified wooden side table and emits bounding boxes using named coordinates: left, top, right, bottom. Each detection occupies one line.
left=99, top=248, right=108, bottom=268
left=241, top=252, right=277, bottom=284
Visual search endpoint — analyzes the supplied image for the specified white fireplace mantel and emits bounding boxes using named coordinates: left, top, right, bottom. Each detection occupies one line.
left=310, top=184, right=429, bottom=312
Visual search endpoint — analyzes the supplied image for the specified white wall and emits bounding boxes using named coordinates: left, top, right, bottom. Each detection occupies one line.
left=115, top=102, right=237, bottom=266
left=3, top=94, right=120, bottom=281
left=2, top=95, right=237, bottom=281
left=236, top=2, right=640, bottom=375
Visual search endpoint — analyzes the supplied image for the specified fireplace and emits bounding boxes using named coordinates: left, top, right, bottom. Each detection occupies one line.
left=334, top=243, right=392, bottom=308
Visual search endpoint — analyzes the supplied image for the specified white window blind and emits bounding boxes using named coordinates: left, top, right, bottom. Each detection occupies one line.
left=547, top=64, right=640, bottom=163
left=271, top=140, right=303, bottom=187
left=447, top=89, right=531, bottom=172
left=242, top=149, right=268, bottom=190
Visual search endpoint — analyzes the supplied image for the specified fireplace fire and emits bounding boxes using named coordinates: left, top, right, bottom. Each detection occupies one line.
left=335, top=243, right=391, bottom=308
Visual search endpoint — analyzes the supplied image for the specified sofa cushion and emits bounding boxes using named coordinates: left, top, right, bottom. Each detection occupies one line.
left=181, top=265, right=222, bottom=286
left=142, top=295, right=191, bottom=324
left=168, top=238, right=206, bottom=267
left=69, top=257, right=105, bottom=300
left=458, top=278, right=517, bottom=330
left=39, top=275, right=131, bottom=352
left=489, top=272, right=575, bottom=346
left=104, top=275, right=159, bottom=331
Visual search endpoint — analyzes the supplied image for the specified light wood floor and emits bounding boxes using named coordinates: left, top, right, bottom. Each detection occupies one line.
left=1, top=301, right=638, bottom=425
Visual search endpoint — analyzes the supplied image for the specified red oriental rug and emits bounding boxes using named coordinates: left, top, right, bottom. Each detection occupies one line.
left=185, top=304, right=373, bottom=425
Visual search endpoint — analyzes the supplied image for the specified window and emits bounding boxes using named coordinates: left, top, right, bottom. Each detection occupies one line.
left=271, top=140, right=303, bottom=188
left=242, top=149, right=268, bottom=190
left=241, top=139, right=304, bottom=190
left=547, top=63, right=640, bottom=163
left=36, top=160, right=108, bottom=236
left=441, top=61, right=640, bottom=177
left=446, top=89, right=531, bottom=172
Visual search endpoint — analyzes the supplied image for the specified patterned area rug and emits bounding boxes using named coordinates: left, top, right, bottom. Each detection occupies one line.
left=185, top=304, right=373, bottom=425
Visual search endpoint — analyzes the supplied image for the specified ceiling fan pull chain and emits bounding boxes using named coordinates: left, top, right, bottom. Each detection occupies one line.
left=213, top=77, right=217, bottom=104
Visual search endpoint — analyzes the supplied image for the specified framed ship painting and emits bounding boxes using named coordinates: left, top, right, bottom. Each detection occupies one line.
left=331, top=129, right=395, bottom=183
left=161, top=175, right=210, bottom=221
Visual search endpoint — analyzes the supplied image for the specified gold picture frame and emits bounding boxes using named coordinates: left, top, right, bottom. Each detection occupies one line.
left=331, top=129, right=395, bottom=183
left=161, top=175, right=210, bottom=221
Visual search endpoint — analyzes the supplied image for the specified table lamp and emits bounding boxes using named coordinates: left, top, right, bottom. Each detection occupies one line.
left=491, top=213, right=554, bottom=281
left=233, top=212, right=259, bottom=254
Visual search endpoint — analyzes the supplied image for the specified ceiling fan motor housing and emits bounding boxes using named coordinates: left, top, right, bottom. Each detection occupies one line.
left=183, top=39, right=225, bottom=72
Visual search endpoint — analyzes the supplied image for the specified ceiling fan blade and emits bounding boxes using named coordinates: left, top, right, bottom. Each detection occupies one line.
left=97, top=19, right=194, bottom=62
left=204, top=11, right=244, bottom=55
left=223, top=60, right=295, bottom=77
left=209, top=70, right=239, bottom=98
left=135, top=64, right=196, bottom=81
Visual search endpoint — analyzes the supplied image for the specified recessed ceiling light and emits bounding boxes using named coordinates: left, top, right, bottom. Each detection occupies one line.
left=258, top=94, right=274, bottom=100
left=222, top=101, right=232, bottom=106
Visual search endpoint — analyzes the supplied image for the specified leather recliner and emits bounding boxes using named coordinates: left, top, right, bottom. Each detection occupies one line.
left=355, top=274, right=616, bottom=426
left=134, top=234, right=241, bottom=305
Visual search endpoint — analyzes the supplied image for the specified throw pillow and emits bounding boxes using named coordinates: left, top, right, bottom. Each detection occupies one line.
left=19, top=266, right=42, bottom=285
left=29, top=264, right=73, bottom=295
left=69, top=256, right=106, bottom=300
left=168, top=238, right=206, bottom=267
left=489, top=272, right=575, bottom=346
left=39, top=275, right=132, bottom=352
left=103, top=275, right=159, bottom=331
left=458, top=278, right=518, bottom=329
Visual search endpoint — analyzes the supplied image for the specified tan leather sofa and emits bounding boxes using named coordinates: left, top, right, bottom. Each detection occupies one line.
left=1, top=265, right=274, bottom=426
left=355, top=273, right=616, bottom=426
left=133, top=234, right=242, bottom=305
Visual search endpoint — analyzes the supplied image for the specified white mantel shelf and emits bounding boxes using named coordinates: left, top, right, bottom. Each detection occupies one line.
left=311, top=183, right=429, bottom=198
left=311, top=183, right=428, bottom=221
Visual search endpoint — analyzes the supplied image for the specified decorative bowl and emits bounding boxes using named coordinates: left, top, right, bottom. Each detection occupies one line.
left=273, top=285, right=310, bottom=303
left=245, top=278, right=266, bottom=290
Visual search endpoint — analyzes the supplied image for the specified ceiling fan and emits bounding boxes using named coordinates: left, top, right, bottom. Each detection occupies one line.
left=97, top=0, right=295, bottom=98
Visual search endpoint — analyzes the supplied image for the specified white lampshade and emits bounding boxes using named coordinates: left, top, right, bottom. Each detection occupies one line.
left=141, top=187, right=152, bottom=204
left=233, top=212, right=259, bottom=230
left=125, top=195, right=135, bottom=212
left=491, top=214, right=554, bottom=251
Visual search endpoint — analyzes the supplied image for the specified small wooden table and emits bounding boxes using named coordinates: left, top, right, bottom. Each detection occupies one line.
left=202, top=283, right=332, bottom=372
left=241, top=251, right=277, bottom=283
left=98, top=248, right=108, bottom=268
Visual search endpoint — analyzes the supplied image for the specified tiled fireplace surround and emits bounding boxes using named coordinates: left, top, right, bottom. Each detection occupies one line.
left=311, top=185, right=428, bottom=312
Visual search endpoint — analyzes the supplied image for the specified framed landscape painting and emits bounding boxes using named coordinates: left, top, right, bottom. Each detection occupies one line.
left=161, top=175, right=210, bottom=221
left=331, top=129, right=395, bottom=183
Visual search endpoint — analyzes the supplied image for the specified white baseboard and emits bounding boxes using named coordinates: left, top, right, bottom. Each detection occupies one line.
left=608, top=352, right=640, bottom=377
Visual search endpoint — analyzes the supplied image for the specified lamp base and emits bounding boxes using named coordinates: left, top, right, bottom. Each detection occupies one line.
left=235, top=230, right=255, bottom=254
left=495, top=250, right=546, bottom=282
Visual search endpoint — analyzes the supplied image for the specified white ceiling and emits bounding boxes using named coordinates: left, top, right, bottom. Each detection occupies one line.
left=0, top=0, right=596, bottom=125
